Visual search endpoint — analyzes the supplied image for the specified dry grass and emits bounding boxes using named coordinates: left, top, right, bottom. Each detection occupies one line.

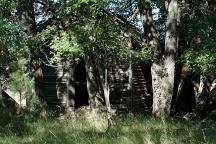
left=0, top=109, right=216, bottom=144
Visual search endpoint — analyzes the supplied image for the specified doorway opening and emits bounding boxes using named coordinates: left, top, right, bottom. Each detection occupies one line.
left=75, top=59, right=89, bottom=109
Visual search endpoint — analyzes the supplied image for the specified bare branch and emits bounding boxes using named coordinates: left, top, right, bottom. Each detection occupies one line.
left=127, top=7, right=139, bottom=22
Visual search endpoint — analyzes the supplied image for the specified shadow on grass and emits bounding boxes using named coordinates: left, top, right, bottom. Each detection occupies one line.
left=0, top=100, right=55, bottom=137
left=0, top=105, right=34, bottom=137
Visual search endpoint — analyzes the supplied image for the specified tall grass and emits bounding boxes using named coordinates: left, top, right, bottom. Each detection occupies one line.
left=0, top=108, right=216, bottom=144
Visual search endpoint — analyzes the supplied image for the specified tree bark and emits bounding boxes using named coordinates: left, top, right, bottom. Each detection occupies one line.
left=138, top=0, right=163, bottom=117
left=138, top=0, right=178, bottom=118
left=159, top=0, right=178, bottom=118
left=98, top=56, right=114, bottom=127
left=85, top=56, right=98, bottom=114
left=85, top=52, right=113, bottom=127
left=17, top=0, right=36, bottom=34
left=34, top=63, right=47, bottom=116
left=101, top=67, right=112, bottom=128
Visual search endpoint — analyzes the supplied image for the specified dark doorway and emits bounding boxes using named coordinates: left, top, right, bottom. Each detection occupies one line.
left=75, top=59, right=89, bottom=109
left=175, top=75, right=196, bottom=115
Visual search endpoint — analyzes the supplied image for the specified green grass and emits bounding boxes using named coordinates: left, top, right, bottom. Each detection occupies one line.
left=0, top=110, right=216, bottom=144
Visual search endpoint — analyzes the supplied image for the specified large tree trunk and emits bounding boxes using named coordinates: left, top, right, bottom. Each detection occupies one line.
left=159, top=0, right=178, bottom=118
left=138, top=0, right=178, bottom=118
left=138, top=1, right=163, bottom=117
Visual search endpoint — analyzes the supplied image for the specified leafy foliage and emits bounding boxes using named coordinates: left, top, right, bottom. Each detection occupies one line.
left=37, top=0, right=147, bottom=64
left=9, top=58, right=34, bottom=95
left=0, top=0, right=35, bottom=108
left=180, top=13, right=216, bottom=74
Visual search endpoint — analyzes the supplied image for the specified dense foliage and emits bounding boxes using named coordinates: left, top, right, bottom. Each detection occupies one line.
left=181, top=13, right=216, bottom=74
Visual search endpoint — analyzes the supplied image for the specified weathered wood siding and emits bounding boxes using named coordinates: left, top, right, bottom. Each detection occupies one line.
left=43, top=60, right=151, bottom=114
left=43, top=63, right=67, bottom=107
left=108, top=60, right=151, bottom=114
left=43, top=60, right=86, bottom=112
left=108, top=60, right=132, bottom=114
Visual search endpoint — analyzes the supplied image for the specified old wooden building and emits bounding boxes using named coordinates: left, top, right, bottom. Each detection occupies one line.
left=42, top=58, right=152, bottom=115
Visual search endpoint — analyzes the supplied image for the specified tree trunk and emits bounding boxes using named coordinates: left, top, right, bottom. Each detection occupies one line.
left=97, top=59, right=113, bottom=127
left=17, top=0, right=36, bottom=34
left=151, top=63, right=163, bottom=116
left=159, top=0, right=178, bottom=118
left=85, top=56, right=98, bottom=114
left=102, top=67, right=112, bottom=128
left=138, top=0, right=178, bottom=118
left=34, top=64, right=47, bottom=116
left=138, top=1, right=163, bottom=117
left=85, top=51, right=113, bottom=127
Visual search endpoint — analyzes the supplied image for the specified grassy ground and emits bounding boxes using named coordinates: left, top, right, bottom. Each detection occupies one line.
left=0, top=107, right=216, bottom=144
